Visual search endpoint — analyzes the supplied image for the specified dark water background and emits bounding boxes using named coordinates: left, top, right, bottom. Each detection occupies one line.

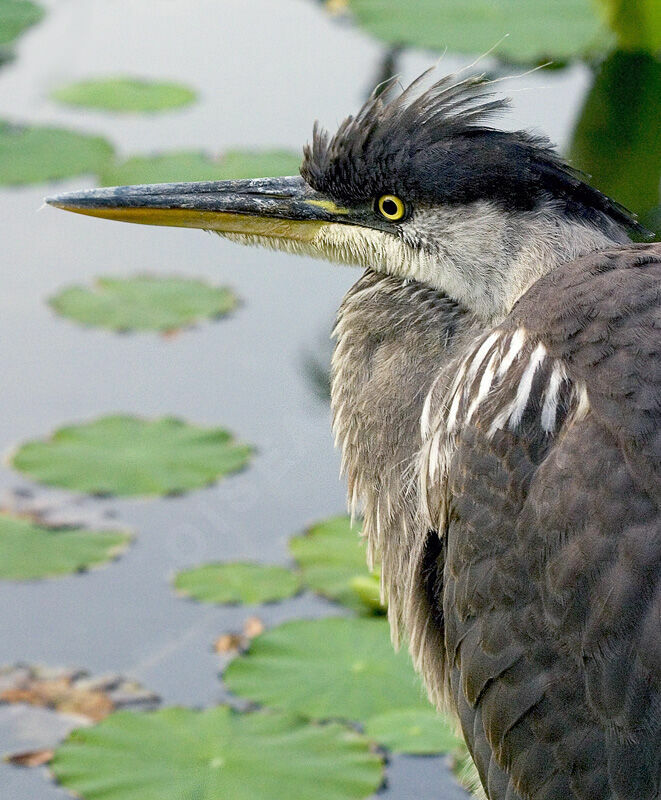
left=0, top=1, right=655, bottom=797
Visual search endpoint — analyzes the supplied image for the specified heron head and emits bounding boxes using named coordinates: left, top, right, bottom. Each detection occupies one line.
left=47, top=70, right=643, bottom=321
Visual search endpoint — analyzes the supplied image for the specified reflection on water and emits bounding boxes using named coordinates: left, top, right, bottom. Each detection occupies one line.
left=571, top=50, right=661, bottom=235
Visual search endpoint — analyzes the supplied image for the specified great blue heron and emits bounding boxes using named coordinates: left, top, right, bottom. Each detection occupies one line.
left=47, top=71, right=661, bottom=800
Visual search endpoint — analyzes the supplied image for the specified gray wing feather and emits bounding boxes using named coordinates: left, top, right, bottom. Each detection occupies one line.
left=422, top=243, right=661, bottom=800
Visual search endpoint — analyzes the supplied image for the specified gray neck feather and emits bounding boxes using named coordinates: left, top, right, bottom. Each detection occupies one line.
left=330, top=216, right=626, bottom=703
left=399, top=200, right=629, bottom=322
left=331, top=271, right=479, bottom=702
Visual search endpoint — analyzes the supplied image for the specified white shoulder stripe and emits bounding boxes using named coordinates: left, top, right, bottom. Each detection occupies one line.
left=541, top=360, right=567, bottom=433
left=573, top=383, right=590, bottom=423
left=508, top=341, right=547, bottom=430
left=419, top=326, right=591, bottom=532
left=446, top=379, right=464, bottom=434
left=467, top=331, right=500, bottom=381
left=497, top=327, right=526, bottom=379
left=465, top=349, right=499, bottom=426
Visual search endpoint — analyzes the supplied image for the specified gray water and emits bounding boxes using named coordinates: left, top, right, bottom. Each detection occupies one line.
left=0, top=2, right=592, bottom=797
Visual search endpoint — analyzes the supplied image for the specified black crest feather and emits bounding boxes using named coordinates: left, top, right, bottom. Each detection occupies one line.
left=301, top=70, right=646, bottom=236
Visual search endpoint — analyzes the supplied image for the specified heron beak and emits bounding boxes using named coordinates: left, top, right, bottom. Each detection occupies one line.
left=45, top=176, right=353, bottom=243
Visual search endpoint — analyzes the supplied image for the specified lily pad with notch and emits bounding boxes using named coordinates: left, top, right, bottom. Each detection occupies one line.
left=49, top=276, right=238, bottom=333
left=0, top=512, right=130, bottom=580
left=51, top=706, right=384, bottom=800
left=174, top=562, right=302, bottom=606
left=224, top=617, right=428, bottom=721
left=11, top=415, right=253, bottom=497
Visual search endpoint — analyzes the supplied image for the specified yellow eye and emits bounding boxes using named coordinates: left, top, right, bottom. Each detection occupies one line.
left=377, top=194, right=406, bottom=221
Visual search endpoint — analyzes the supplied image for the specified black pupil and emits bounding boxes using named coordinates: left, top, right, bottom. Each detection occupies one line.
left=382, top=198, right=398, bottom=217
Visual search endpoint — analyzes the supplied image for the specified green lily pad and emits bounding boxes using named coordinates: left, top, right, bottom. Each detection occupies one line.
left=51, top=707, right=383, bottom=800
left=346, top=0, right=613, bottom=63
left=364, top=708, right=461, bottom=754
left=349, top=574, right=383, bottom=612
left=596, top=0, right=661, bottom=53
left=289, top=516, right=383, bottom=613
left=0, top=121, right=113, bottom=185
left=11, top=415, right=253, bottom=497
left=570, top=51, right=661, bottom=236
left=49, top=276, right=238, bottom=333
left=51, top=77, right=197, bottom=113
left=0, top=511, right=130, bottom=580
left=0, top=0, right=44, bottom=46
left=100, top=149, right=301, bottom=186
left=174, top=562, right=302, bottom=605
left=224, top=617, right=428, bottom=720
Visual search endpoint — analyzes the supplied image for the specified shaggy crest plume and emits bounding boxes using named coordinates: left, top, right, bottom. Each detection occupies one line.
left=301, top=69, right=646, bottom=235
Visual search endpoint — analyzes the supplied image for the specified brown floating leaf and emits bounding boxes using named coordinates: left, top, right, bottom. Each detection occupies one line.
left=243, top=616, right=264, bottom=639
left=0, top=665, right=159, bottom=723
left=214, top=618, right=266, bottom=655
left=1, top=680, right=113, bottom=721
left=214, top=634, right=246, bottom=655
left=6, top=749, right=54, bottom=767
